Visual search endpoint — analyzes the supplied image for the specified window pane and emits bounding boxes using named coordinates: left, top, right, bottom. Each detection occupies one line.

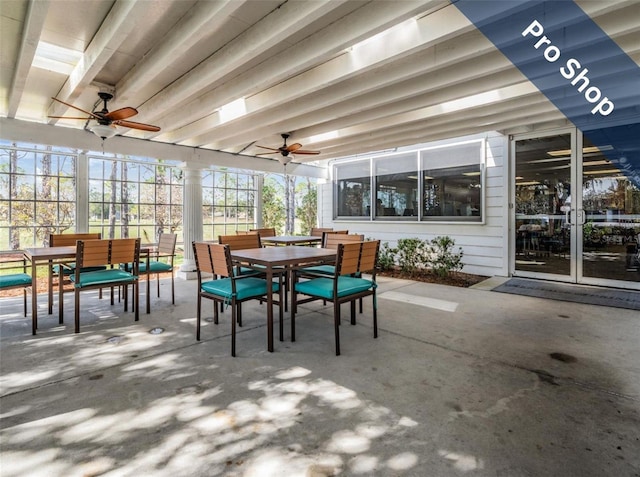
left=374, top=153, right=417, bottom=218
left=335, top=162, right=371, bottom=217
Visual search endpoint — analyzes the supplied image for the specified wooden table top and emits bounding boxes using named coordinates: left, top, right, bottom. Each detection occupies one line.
left=261, top=235, right=322, bottom=246
left=231, top=245, right=335, bottom=267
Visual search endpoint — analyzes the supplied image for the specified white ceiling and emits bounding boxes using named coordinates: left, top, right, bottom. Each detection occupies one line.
left=1, top=0, right=639, bottom=165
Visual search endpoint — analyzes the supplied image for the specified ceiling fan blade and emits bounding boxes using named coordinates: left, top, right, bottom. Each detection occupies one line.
left=113, top=119, right=160, bottom=132
left=256, top=145, right=281, bottom=151
left=287, top=143, right=303, bottom=152
left=51, top=97, right=99, bottom=119
left=256, top=151, right=280, bottom=156
left=104, top=107, right=138, bottom=121
left=293, top=150, right=320, bottom=155
left=47, top=116, right=92, bottom=120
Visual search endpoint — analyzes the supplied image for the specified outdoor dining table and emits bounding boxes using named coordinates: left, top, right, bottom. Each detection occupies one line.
left=230, top=245, right=336, bottom=352
left=261, top=235, right=322, bottom=246
left=23, top=245, right=152, bottom=335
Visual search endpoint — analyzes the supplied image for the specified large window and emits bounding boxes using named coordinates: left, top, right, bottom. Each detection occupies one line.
left=374, top=153, right=418, bottom=218
left=89, top=157, right=183, bottom=242
left=335, top=161, right=371, bottom=218
left=0, top=142, right=76, bottom=249
left=202, top=170, right=257, bottom=241
left=421, top=141, right=483, bottom=222
left=333, top=140, right=484, bottom=221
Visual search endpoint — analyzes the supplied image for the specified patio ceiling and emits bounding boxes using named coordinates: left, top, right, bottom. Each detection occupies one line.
left=1, top=0, right=638, bottom=165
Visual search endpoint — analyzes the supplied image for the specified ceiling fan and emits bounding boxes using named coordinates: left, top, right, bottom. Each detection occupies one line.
left=255, top=133, right=320, bottom=164
left=48, top=92, right=161, bottom=140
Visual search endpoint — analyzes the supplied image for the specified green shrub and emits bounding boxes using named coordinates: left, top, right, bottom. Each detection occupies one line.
left=396, top=238, right=428, bottom=275
left=377, top=242, right=396, bottom=271
left=426, top=236, right=464, bottom=277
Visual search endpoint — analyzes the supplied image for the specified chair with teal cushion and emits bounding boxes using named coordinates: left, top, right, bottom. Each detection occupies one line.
left=142, top=233, right=177, bottom=304
left=193, top=241, right=283, bottom=357
left=292, top=240, right=380, bottom=356
left=0, top=255, right=32, bottom=317
left=49, top=232, right=104, bottom=320
left=68, top=238, right=140, bottom=333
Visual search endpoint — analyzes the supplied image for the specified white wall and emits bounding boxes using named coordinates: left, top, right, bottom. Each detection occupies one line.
left=318, top=132, right=509, bottom=277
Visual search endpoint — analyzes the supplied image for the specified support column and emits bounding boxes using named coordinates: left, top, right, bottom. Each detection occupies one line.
left=76, top=151, right=89, bottom=232
left=178, top=164, right=204, bottom=280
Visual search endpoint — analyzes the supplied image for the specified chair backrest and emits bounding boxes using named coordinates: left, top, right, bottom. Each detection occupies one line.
left=157, top=233, right=177, bottom=255
left=235, top=230, right=256, bottom=235
left=321, top=230, right=349, bottom=247
left=324, top=232, right=363, bottom=250
left=359, top=240, right=380, bottom=274
left=219, top=233, right=261, bottom=250
left=193, top=242, right=233, bottom=278
left=249, top=227, right=276, bottom=238
left=49, top=232, right=101, bottom=247
left=76, top=238, right=140, bottom=268
left=336, top=240, right=380, bottom=276
left=310, top=227, right=333, bottom=236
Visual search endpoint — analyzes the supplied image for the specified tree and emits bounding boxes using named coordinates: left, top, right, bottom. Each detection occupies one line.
left=296, top=178, right=317, bottom=234
left=262, top=176, right=285, bottom=233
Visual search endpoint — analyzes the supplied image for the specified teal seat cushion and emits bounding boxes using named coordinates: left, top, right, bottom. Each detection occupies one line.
left=70, top=269, right=137, bottom=288
left=0, top=273, right=32, bottom=288
left=135, top=261, right=172, bottom=273
left=53, top=263, right=106, bottom=275
left=201, top=277, right=280, bottom=301
left=295, top=276, right=374, bottom=300
left=299, top=264, right=335, bottom=275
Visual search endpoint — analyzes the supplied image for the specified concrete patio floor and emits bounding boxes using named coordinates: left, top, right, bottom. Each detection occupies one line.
left=0, top=275, right=639, bottom=476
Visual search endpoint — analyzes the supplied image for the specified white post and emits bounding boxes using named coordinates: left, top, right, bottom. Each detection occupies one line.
left=178, top=164, right=203, bottom=279
left=76, top=151, right=89, bottom=232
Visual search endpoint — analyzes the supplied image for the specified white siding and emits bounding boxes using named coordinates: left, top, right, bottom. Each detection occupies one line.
left=319, top=131, right=509, bottom=277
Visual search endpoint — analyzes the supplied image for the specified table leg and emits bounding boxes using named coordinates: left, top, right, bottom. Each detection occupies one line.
left=47, top=261, right=53, bottom=314
left=267, top=267, right=273, bottom=352
left=31, top=259, right=38, bottom=335
left=146, top=251, right=150, bottom=314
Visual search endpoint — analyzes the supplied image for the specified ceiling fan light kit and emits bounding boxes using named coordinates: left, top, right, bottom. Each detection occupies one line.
left=91, top=123, right=117, bottom=139
left=255, top=133, right=321, bottom=162
left=48, top=92, right=160, bottom=142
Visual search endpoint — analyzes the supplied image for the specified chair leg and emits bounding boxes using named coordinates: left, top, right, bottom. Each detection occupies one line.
left=157, top=272, right=160, bottom=298
left=278, top=279, right=284, bottom=342
left=237, top=303, right=242, bottom=327
left=196, top=293, right=202, bottom=341
left=231, top=302, right=237, bottom=357
left=290, top=289, right=296, bottom=342
left=359, top=297, right=363, bottom=314
left=134, top=281, right=139, bottom=322
left=350, top=300, right=356, bottom=325
left=171, top=273, right=175, bottom=305
left=334, top=301, right=341, bottom=356
left=23, top=289, right=27, bottom=317
left=373, top=291, right=378, bottom=339
left=58, top=274, right=64, bottom=324
left=214, top=298, right=219, bottom=324
left=74, top=289, right=80, bottom=333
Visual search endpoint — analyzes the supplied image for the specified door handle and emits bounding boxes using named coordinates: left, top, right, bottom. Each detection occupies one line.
left=577, top=209, right=586, bottom=225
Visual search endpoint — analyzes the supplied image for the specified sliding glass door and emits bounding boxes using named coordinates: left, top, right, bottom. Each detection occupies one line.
left=513, top=130, right=640, bottom=288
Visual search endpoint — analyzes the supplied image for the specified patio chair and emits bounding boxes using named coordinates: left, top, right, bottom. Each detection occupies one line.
left=193, top=242, right=283, bottom=357
left=68, top=238, right=140, bottom=333
left=0, top=254, right=32, bottom=317
left=291, top=240, right=380, bottom=356
left=301, top=233, right=363, bottom=276
left=249, top=227, right=276, bottom=238
left=49, top=232, right=103, bottom=320
left=219, top=233, right=288, bottom=309
left=310, top=227, right=333, bottom=237
left=139, top=233, right=177, bottom=304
